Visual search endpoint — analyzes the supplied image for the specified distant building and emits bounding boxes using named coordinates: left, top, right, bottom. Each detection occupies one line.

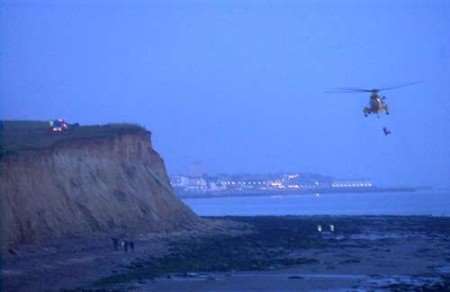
left=219, top=178, right=270, bottom=189
left=170, top=176, right=191, bottom=188
left=171, top=176, right=208, bottom=192
left=331, top=180, right=373, bottom=188
left=170, top=173, right=374, bottom=195
left=187, top=177, right=208, bottom=192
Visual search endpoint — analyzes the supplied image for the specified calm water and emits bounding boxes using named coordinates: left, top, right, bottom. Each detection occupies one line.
left=183, top=190, right=450, bottom=216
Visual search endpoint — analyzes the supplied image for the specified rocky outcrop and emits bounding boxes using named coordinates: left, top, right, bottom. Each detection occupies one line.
left=0, top=123, right=197, bottom=248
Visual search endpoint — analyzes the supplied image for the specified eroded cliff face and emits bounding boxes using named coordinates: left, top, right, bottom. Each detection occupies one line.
left=0, top=130, right=197, bottom=248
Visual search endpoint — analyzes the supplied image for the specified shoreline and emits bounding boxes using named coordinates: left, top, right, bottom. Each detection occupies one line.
left=177, top=187, right=419, bottom=199
left=3, top=215, right=449, bottom=291
left=91, top=215, right=450, bottom=291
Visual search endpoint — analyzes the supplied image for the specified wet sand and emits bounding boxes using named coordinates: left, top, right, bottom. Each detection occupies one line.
left=2, top=216, right=450, bottom=291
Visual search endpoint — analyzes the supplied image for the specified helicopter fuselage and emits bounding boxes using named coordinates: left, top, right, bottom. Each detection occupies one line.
left=364, top=93, right=389, bottom=116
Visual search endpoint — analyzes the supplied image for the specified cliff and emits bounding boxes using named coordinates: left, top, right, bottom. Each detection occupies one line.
left=0, top=121, right=198, bottom=248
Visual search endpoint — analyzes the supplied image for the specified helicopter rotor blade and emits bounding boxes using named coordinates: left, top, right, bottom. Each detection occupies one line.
left=325, top=88, right=375, bottom=94
left=378, top=81, right=422, bottom=91
left=326, top=81, right=421, bottom=94
left=336, top=87, right=374, bottom=92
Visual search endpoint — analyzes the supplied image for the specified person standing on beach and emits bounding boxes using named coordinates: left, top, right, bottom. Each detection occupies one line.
left=123, top=240, right=129, bottom=252
left=129, top=241, right=135, bottom=251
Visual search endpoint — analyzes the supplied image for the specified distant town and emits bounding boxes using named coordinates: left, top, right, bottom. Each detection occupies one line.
left=170, top=173, right=378, bottom=198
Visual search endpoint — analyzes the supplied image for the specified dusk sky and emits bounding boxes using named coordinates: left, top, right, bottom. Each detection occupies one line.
left=1, top=0, right=449, bottom=186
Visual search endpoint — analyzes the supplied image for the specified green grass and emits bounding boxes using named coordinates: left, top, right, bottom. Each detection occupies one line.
left=0, top=120, right=147, bottom=155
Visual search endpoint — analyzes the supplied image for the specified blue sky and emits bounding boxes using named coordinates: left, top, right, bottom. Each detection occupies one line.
left=1, top=0, right=449, bottom=186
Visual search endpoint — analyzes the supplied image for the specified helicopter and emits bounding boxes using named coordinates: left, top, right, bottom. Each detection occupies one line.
left=327, top=82, right=421, bottom=117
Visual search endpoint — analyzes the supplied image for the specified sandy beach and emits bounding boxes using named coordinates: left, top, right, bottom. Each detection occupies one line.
left=2, top=216, right=450, bottom=291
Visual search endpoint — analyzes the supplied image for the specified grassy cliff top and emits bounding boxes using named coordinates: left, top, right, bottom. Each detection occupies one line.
left=0, top=120, right=148, bottom=154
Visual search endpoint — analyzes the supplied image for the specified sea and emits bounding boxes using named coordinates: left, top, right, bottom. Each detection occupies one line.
left=182, top=190, right=450, bottom=217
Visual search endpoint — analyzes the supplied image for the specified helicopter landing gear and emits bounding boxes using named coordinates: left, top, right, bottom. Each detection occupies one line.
left=363, top=107, right=370, bottom=117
